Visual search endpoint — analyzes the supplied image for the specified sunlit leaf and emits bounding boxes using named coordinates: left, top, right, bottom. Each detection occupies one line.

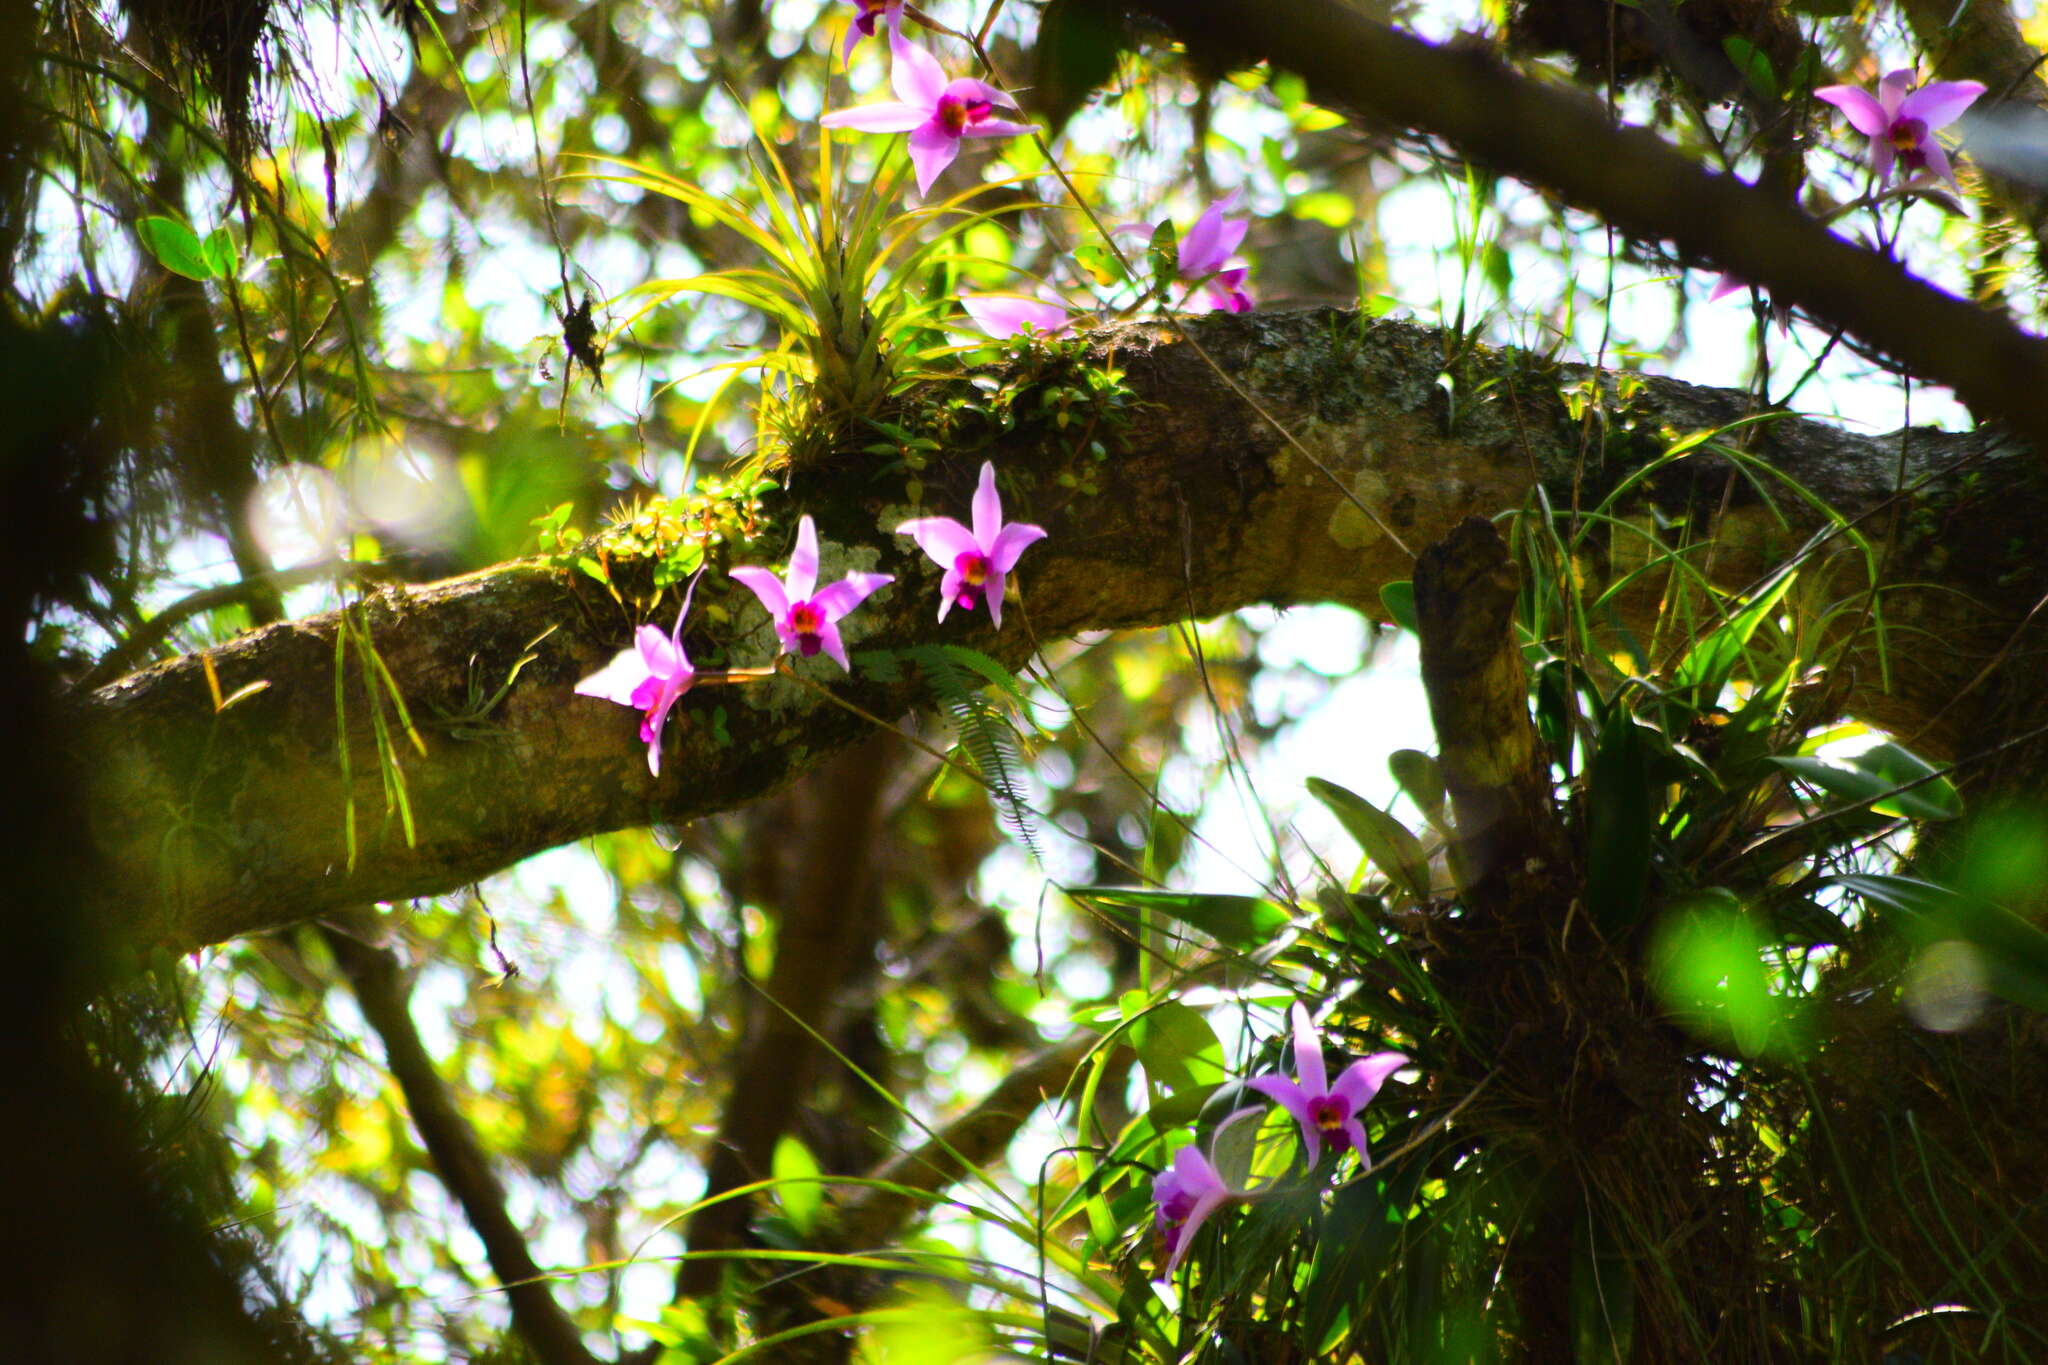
left=137, top=215, right=214, bottom=280
left=1073, top=886, right=1291, bottom=952
left=1308, top=776, right=1432, bottom=900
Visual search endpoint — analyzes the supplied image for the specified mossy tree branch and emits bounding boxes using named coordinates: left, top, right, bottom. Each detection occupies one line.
left=82, top=309, right=2048, bottom=955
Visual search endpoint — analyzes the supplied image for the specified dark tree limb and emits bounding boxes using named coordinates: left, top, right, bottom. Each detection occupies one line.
left=323, top=924, right=605, bottom=1365
left=80, top=310, right=2048, bottom=955
left=1107, top=0, right=2048, bottom=444
left=676, top=734, right=899, bottom=1299
left=1413, top=518, right=1576, bottom=911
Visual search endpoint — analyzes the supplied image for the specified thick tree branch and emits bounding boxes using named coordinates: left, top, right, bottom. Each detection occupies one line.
left=82, top=309, right=2048, bottom=954
left=1413, top=518, right=1576, bottom=909
left=1109, top=0, right=2048, bottom=443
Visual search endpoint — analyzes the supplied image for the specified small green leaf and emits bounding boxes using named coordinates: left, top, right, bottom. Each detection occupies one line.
left=1837, top=873, right=2048, bottom=1014
left=1388, top=748, right=1446, bottom=829
left=1584, top=708, right=1656, bottom=935
left=1650, top=894, right=1808, bottom=1058
left=1845, top=742, right=1962, bottom=820
left=1673, top=567, right=1796, bottom=700
left=202, top=226, right=239, bottom=279
left=1307, top=776, right=1431, bottom=900
left=771, top=1135, right=822, bottom=1235
left=1722, top=36, right=1779, bottom=102
left=1072, top=887, right=1291, bottom=952
left=1481, top=241, right=1513, bottom=299
left=1127, top=998, right=1226, bottom=1098
left=1073, top=239, right=1126, bottom=285
left=1146, top=220, right=1179, bottom=296
left=137, top=215, right=215, bottom=280
left=1379, top=580, right=1418, bottom=633
left=1767, top=744, right=1961, bottom=822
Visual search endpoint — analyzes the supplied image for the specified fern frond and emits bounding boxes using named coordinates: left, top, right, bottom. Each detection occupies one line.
left=906, top=644, right=1043, bottom=862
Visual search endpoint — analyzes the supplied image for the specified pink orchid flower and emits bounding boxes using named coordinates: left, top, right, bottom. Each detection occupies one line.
left=1249, top=1003, right=1408, bottom=1168
left=840, top=0, right=902, bottom=60
left=960, top=292, right=1075, bottom=339
left=820, top=32, right=1035, bottom=196
left=1153, top=1143, right=1237, bottom=1274
left=897, top=461, right=1047, bottom=629
left=730, top=515, right=893, bottom=672
left=1116, top=189, right=1255, bottom=313
left=1816, top=69, right=1985, bottom=185
left=574, top=579, right=701, bottom=777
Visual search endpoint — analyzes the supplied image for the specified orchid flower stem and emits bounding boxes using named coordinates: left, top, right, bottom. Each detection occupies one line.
left=690, top=666, right=783, bottom=687
left=972, top=0, right=1006, bottom=49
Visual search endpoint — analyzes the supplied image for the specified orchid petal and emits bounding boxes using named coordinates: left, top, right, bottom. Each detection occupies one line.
left=1210, top=267, right=1253, bottom=313
left=1330, top=1051, right=1410, bottom=1113
left=810, top=572, right=893, bottom=621
left=961, top=294, right=1072, bottom=338
left=962, top=118, right=1036, bottom=140
left=971, top=461, right=1002, bottom=546
left=982, top=566, right=1008, bottom=628
left=1342, top=1117, right=1374, bottom=1167
left=1879, top=68, right=1915, bottom=116
left=815, top=620, right=852, bottom=672
left=575, top=645, right=653, bottom=708
left=1289, top=1003, right=1329, bottom=1097
left=987, top=520, right=1047, bottom=575
left=942, top=77, right=1016, bottom=110
left=906, top=122, right=959, bottom=195
left=898, top=514, right=979, bottom=567
left=787, top=516, right=821, bottom=602
left=1168, top=1188, right=1233, bottom=1273
left=935, top=563, right=963, bottom=621
left=637, top=623, right=686, bottom=678
left=889, top=30, right=947, bottom=107
left=730, top=565, right=791, bottom=621
left=1708, top=272, right=1747, bottom=302
left=821, top=102, right=934, bottom=134
left=1180, top=190, right=1245, bottom=275
left=628, top=673, right=666, bottom=713
left=1899, top=80, right=1985, bottom=132
left=1872, top=136, right=1897, bottom=180
left=1919, top=138, right=1957, bottom=184
left=1816, top=85, right=1891, bottom=138
left=640, top=674, right=690, bottom=776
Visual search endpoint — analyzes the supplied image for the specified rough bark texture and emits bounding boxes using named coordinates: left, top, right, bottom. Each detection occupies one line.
left=81, top=308, right=2048, bottom=954
left=1414, top=517, right=1577, bottom=907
